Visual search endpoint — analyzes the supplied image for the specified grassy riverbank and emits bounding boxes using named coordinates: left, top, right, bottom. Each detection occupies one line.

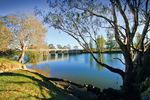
left=0, top=58, right=75, bottom=100
left=0, top=70, right=75, bottom=100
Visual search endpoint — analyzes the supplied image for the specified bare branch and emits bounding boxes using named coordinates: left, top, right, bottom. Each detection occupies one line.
left=112, top=0, right=134, bottom=72
left=145, top=0, right=149, bottom=17
left=118, top=29, right=126, bottom=40
left=114, top=57, right=125, bottom=65
left=115, top=0, right=130, bottom=37
left=130, top=5, right=139, bottom=42
left=111, top=1, right=125, bottom=46
left=138, top=14, right=150, bottom=51
left=87, top=9, right=114, bottom=26
left=126, top=0, right=135, bottom=14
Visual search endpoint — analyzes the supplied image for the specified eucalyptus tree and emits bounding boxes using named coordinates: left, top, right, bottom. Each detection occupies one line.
left=42, top=0, right=150, bottom=99
left=0, top=23, right=12, bottom=52
left=97, top=35, right=105, bottom=52
left=49, top=44, right=56, bottom=49
left=2, top=13, right=47, bottom=63
left=67, top=44, right=71, bottom=49
left=63, top=45, right=68, bottom=49
left=74, top=45, right=78, bottom=49
left=89, top=38, right=93, bottom=51
left=57, top=44, right=64, bottom=49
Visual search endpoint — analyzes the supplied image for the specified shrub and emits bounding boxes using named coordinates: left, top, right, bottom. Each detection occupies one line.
left=25, top=51, right=42, bottom=63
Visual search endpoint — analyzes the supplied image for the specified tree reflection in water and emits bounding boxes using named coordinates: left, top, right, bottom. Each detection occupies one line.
left=43, top=55, right=49, bottom=61
left=89, top=53, right=105, bottom=71
left=96, top=53, right=104, bottom=72
left=32, top=64, right=50, bottom=77
left=90, top=54, right=93, bottom=70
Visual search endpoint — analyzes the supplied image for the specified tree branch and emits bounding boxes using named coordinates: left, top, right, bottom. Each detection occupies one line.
left=130, top=5, right=139, bottom=42
left=139, top=14, right=150, bottom=51
left=111, top=0, right=133, bottom=72
left=87, top=9, right=114, bottom=26
left=126, top=0, right=135, bottom=14
left=115, top=0, right=130, bottom=37
left=114, top=57, right=125, bottom=65
left=145, top=0, right=149, bottom=17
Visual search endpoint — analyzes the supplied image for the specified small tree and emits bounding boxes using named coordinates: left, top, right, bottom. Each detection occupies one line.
left=97, top=35, right=106, bottom=52
left=74, top=45, right=78, bottom=49
left=49, top=44, right=56, bottom=49
left=57, top=44, right=63, bottom=49
left=89, top=38, right=93, bottom=51
left=2, top=13, right=47, bottom=63
left=67, top=44, right=71, bottom=49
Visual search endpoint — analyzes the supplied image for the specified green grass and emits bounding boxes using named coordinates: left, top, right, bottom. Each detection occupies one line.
left=0, top=70, right=74, bottom=100
left=0, top=58, right=25, bottom=72
left=0, top=58, right=18, bottom=63
left=0, top=58, right=24, bottom=66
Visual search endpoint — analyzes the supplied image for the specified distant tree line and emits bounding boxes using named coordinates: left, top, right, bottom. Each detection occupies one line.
left=48, top=44, right=79, bottom=50
left=89, top=32, right=149, bottom=52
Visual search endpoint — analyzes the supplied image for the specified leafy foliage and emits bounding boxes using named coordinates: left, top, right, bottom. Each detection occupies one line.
left=49, top=44, right=56, bottom=49
left=1, top=13, right=47, bottom=63
left=57, top=44, right=64, bottom=49
left=0, top=23, right=12, bottom=52
left=25, top=51, right=42, bottom=63
left=0, top=49, right=19, bottom=61
left=97, top=35, right=106, bottom=52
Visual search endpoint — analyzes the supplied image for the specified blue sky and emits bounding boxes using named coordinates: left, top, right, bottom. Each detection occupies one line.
left=0, top=0, right=84, bottom=49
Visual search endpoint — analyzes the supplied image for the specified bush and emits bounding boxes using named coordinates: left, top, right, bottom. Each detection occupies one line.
left=0, top=49, right=19, bottom=60
left=141, top=77, right=150, bottom=97
left=25, top=51, right=42, bottom=63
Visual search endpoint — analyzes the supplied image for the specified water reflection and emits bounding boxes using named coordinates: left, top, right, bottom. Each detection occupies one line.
left=84, top=53, right=89, bottom=64
left=69, top=54, right=80, bottom=62
left=31, top=64, right=50, bottom=77
left=58, top=54, right=63, bottom=59
left=90, top=54, right=93, bottom=69
left=50, top=55, right=56, bottom=60
left=63, top=54, right=69, bottom=59
left=43, top=55, right=49, bottom=61
left=96, top=54, right=104, bottom=71
left=26, top=53, right=124, bottom=90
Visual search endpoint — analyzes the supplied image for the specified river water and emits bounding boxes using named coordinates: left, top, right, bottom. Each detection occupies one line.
left=26, top=53, right=125, bottom=90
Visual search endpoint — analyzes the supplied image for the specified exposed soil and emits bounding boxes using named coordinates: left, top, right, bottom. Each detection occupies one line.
left=53, top=81, right=100, bottom=100
left=0, top=61, right=26, bottom=72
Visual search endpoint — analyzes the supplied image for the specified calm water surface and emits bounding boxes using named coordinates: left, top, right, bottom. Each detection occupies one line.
left=26, top=53, right=125, bottom=90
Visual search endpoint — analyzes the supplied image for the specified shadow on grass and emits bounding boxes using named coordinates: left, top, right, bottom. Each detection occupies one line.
left=0, top=70, right=72, bottom=100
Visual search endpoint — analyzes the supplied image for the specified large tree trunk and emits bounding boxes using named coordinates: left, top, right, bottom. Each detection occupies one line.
left=103, top=76, right=141, bottom=100
left=103, top=46, right=150, bottom=100
left=18, top=46, right=25, bottom=63
left=120, top=74, right=141, bottom=100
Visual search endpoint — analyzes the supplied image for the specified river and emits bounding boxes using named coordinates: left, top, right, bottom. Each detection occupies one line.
left=26, top=53, right=125, bottom=90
